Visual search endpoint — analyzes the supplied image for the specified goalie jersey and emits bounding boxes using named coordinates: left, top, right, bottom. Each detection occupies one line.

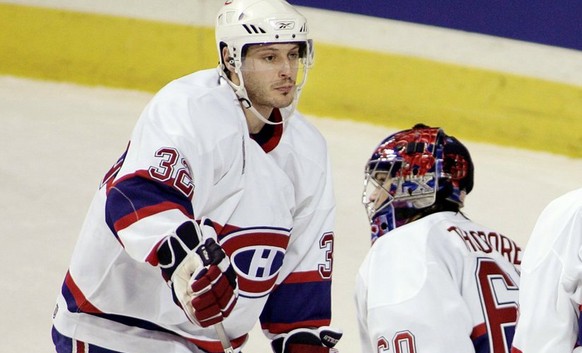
left=52, top=69, right=336, bottom=353
left=355, top=212, right=521, bottom=353
left=511, top=188, right=582, bottom=353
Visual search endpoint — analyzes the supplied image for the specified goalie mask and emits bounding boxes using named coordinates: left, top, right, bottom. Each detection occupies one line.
left=362, top=124, right=474, bottom=243
left=215, top=0, right=314, bottom=125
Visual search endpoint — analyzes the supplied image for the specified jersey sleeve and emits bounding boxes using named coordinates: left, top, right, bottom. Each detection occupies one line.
left=512, top=189, right=582, bottom=353
left=258, top=117, right=336, bottom=336
left=102, top=86, right=244, bottom=263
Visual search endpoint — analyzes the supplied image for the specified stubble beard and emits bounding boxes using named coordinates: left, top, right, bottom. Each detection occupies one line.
left=246, top=78, right=296, bottom=112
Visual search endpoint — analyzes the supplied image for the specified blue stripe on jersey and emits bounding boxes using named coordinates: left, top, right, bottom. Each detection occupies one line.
left=259, top=280, right=332, bottom=328
left=52, top=326, right=122, bottom=353
left=473, top=333, right=490, bottom=353
left=504, top=325, right=516, bottom=352
left=61, top=277, right=81, bottom=313
left=105, top=174, right=194, bottom=238
left=472, top=326, right=515, bottom=353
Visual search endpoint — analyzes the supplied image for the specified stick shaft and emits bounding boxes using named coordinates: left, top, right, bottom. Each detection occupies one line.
left=215, top=322, right=235, bottom=353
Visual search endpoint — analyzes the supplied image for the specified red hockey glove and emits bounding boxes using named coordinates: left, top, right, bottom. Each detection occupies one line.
left=156, top=220, right=238, bottom=327
left=271, top=327, right=343, bottom=353
left=190, top=238, right=238, bottom=326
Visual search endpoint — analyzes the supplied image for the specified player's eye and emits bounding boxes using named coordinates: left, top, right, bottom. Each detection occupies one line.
left=373, top=173, right=388, bottom=185
left=263, top=55, right=277, bottom=63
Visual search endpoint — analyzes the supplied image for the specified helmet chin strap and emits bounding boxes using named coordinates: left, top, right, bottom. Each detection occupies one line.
left=217, top=65, right=307, bottom=127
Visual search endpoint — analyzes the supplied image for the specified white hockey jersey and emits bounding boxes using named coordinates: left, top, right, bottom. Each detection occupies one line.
left=355, top=211, right=521, bottom=353
left=52, top=69, right=336, bottom=353
left=511, top=188, right=582, bottom=353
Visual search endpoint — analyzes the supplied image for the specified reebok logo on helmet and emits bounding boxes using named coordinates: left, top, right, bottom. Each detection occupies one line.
left=273, top=21, right=295, bottom=30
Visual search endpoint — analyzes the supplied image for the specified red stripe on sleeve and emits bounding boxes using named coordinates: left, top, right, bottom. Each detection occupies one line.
left=65, top=271, right=102, bottom=314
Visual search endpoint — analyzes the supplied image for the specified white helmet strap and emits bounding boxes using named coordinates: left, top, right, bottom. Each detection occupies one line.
left=218, top=64, right=282, bottom=126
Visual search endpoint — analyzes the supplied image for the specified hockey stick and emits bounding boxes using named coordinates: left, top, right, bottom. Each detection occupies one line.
left=215, top=322, right=235, bottom=353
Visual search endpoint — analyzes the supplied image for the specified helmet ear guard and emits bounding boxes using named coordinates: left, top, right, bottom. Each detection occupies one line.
left=362, top=124, right=474, bottom=243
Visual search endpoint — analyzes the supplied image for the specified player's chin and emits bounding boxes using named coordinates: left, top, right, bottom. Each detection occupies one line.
left=272, top=93, right=295, bottom=108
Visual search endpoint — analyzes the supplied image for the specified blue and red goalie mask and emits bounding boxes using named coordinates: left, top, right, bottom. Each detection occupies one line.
left=362, top=125, right=474, bottom=244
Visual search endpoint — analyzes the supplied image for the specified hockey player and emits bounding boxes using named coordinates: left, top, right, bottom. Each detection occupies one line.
left=355, top=124, right=522, bottom=353
left=511, top=188, right=582, bottom=353
left=51, top=1, right=341, bottom=352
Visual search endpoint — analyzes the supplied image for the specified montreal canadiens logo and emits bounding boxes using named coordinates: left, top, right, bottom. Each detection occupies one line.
left=221, top=228, right=290, bottom=298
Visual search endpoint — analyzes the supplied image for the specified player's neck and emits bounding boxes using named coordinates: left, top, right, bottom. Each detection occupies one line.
left=244, top=107, right=272, bottom=134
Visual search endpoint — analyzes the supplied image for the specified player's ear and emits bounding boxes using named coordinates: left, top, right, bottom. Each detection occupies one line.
left=221, top=47, right=235, bottom=73
left=226, top=58, right=235, bottom=72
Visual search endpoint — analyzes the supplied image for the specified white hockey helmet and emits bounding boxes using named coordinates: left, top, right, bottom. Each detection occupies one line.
left=216, top=0, right=313, bottom=68
left=215, top=0, right=314, bottom=124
